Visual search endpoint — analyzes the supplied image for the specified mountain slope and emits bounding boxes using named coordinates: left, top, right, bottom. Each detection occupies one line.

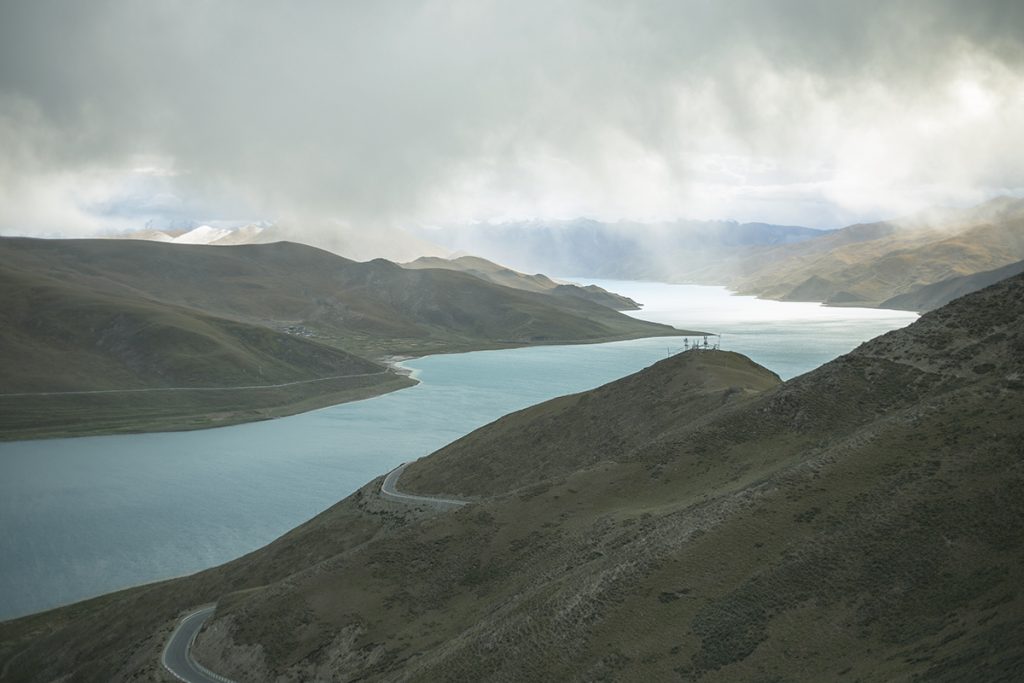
left=2, top=271, right=1021, bottom=681
left=0, top=268, right=382, bottom=393
left=880, top=258, right=1024, bottom=312
left=731, top=197, right=1024, bottom=306
left=403, top=255, right=641, bottom=309
left=202, top=272, right=1024, bottom=682
left=0, top=261, right=413, bottom=439
left=0, top=238, right=680, bottom=358
left=401, top=349, right=780, bottom=497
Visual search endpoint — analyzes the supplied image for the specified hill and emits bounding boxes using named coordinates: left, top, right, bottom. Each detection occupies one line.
left=880, top=258, right=1024, bottom=312
left=403, top=255, right=641, bottom=309
left=0, top=238, right=683, bottom=438
left=729, top=197, right=1024, bottom=307
left=2, top=270, right=1021, bottom=680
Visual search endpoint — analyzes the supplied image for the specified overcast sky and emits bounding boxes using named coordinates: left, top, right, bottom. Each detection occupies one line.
left=2, top=0, right=1023, bottom=242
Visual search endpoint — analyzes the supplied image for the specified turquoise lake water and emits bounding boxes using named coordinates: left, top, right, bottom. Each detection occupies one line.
left=0, top=282, right=917, bottom=619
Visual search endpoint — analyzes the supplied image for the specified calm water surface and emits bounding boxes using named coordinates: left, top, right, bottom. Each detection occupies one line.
left=0, top=282, right=916, bottom=619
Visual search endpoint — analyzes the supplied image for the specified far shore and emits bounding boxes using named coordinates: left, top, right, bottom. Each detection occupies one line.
left=1, top=329, right=699, bottom=443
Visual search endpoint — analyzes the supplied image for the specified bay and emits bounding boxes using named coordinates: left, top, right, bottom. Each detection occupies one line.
left=0, top=282, right=916, bottom=619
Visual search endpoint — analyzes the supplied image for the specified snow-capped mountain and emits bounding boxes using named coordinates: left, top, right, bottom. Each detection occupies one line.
left=170, top=225, right=234, bottom=244
left=115, top=224, right=269, bottom=246
left=208, top=224, right=266, bottom=245
left=122, top=229, right=175, bottom=242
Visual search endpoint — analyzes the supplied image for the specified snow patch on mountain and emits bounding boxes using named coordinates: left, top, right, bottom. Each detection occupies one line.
left=171, top=225, right=234, bottom=244
left=210, top=225, right=266, bottom=245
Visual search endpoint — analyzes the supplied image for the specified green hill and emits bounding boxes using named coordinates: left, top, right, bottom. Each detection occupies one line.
left=2, top=272, right=1020, bottom=681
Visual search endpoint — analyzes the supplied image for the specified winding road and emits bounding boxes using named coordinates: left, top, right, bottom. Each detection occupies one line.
left=380, top=462, right=469, bottom=509
left=162, top=605, right=235, bottom=683
left=161, top=463, right=467, bottom=682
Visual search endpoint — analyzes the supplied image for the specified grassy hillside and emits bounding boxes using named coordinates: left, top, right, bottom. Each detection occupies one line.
left=0, top=258, right=413, bottom=439
left=0, top=268, right=382, bottom=393
left=2, top=271, right=1021, bottom=680
left=403, top=255, right=642, bottom=310
left=0, top=238, right=684, bottom=439
left=728, top=196, right=1024, bottom=307
left=0, top=238, right=679, bottom=357
left=401, top=350, right=781, bottom=497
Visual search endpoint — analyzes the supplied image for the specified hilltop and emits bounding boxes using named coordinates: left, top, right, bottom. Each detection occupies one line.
left=2, top=270, right=1020, bottom=680
left=402, top=255, right=641, bottom=310
left=0, top=238, right=682, bottom=439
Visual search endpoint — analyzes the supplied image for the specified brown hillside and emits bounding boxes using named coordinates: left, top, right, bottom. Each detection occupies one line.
left=731, top=197, right=1024, bottom=306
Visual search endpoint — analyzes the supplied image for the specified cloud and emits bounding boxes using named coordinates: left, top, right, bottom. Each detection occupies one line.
left=1, top=0, right=1023, bottom=244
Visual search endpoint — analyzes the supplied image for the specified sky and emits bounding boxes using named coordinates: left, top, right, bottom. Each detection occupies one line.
left=1, top=0, right=1024, bottom=247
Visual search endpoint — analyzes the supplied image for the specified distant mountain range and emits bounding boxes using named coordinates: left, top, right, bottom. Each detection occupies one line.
left=726, top=196, right=1024, bottom=307
left=115, top=197, right=1024, bottom=313
left=411, top=197, right=1024, bottom=312
left=414, top=218, right=827, bottom=281
left=0, top=238, right=682, bottom=439
left=5, top=257, right=1021, bottom=681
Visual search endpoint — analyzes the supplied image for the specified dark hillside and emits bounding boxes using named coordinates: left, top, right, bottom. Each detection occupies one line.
left=881, top=258, right=1024, bottom=312
left=0, top=238, right=679, bottom=357
left=401, top=350, right=781, bottom=497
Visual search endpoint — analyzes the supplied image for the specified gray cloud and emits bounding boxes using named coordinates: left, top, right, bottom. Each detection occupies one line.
left=1, top=0, right=1023, bottom=246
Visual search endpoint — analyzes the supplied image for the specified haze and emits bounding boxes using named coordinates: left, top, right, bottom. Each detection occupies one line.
left=2, top=1, right=1023, bottom=253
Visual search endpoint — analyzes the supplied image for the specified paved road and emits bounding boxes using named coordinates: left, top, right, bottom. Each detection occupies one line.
left=162, top=605, right=236, bottom=683
left=161, top=462, right=464, bottom=681
left=380, top=462, right=469, bottom=509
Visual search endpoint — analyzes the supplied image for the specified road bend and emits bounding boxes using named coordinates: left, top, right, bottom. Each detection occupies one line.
left=162, top=605, right=235, bottom=683
left=380, top=462, right=469, bottom=509
left=162, top=462, right=465, bottom=680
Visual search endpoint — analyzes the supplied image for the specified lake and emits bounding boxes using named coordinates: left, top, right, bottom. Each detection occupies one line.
left=0, top=282, right=917, bottom=620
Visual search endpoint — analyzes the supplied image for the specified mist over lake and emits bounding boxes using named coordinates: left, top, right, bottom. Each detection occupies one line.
left=0, top=282, right=916, bottom=620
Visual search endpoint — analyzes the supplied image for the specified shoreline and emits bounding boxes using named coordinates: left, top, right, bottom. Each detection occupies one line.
left=0, top=372, right=416, bottom=443
left=1, top=329, right=698, bottom=443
